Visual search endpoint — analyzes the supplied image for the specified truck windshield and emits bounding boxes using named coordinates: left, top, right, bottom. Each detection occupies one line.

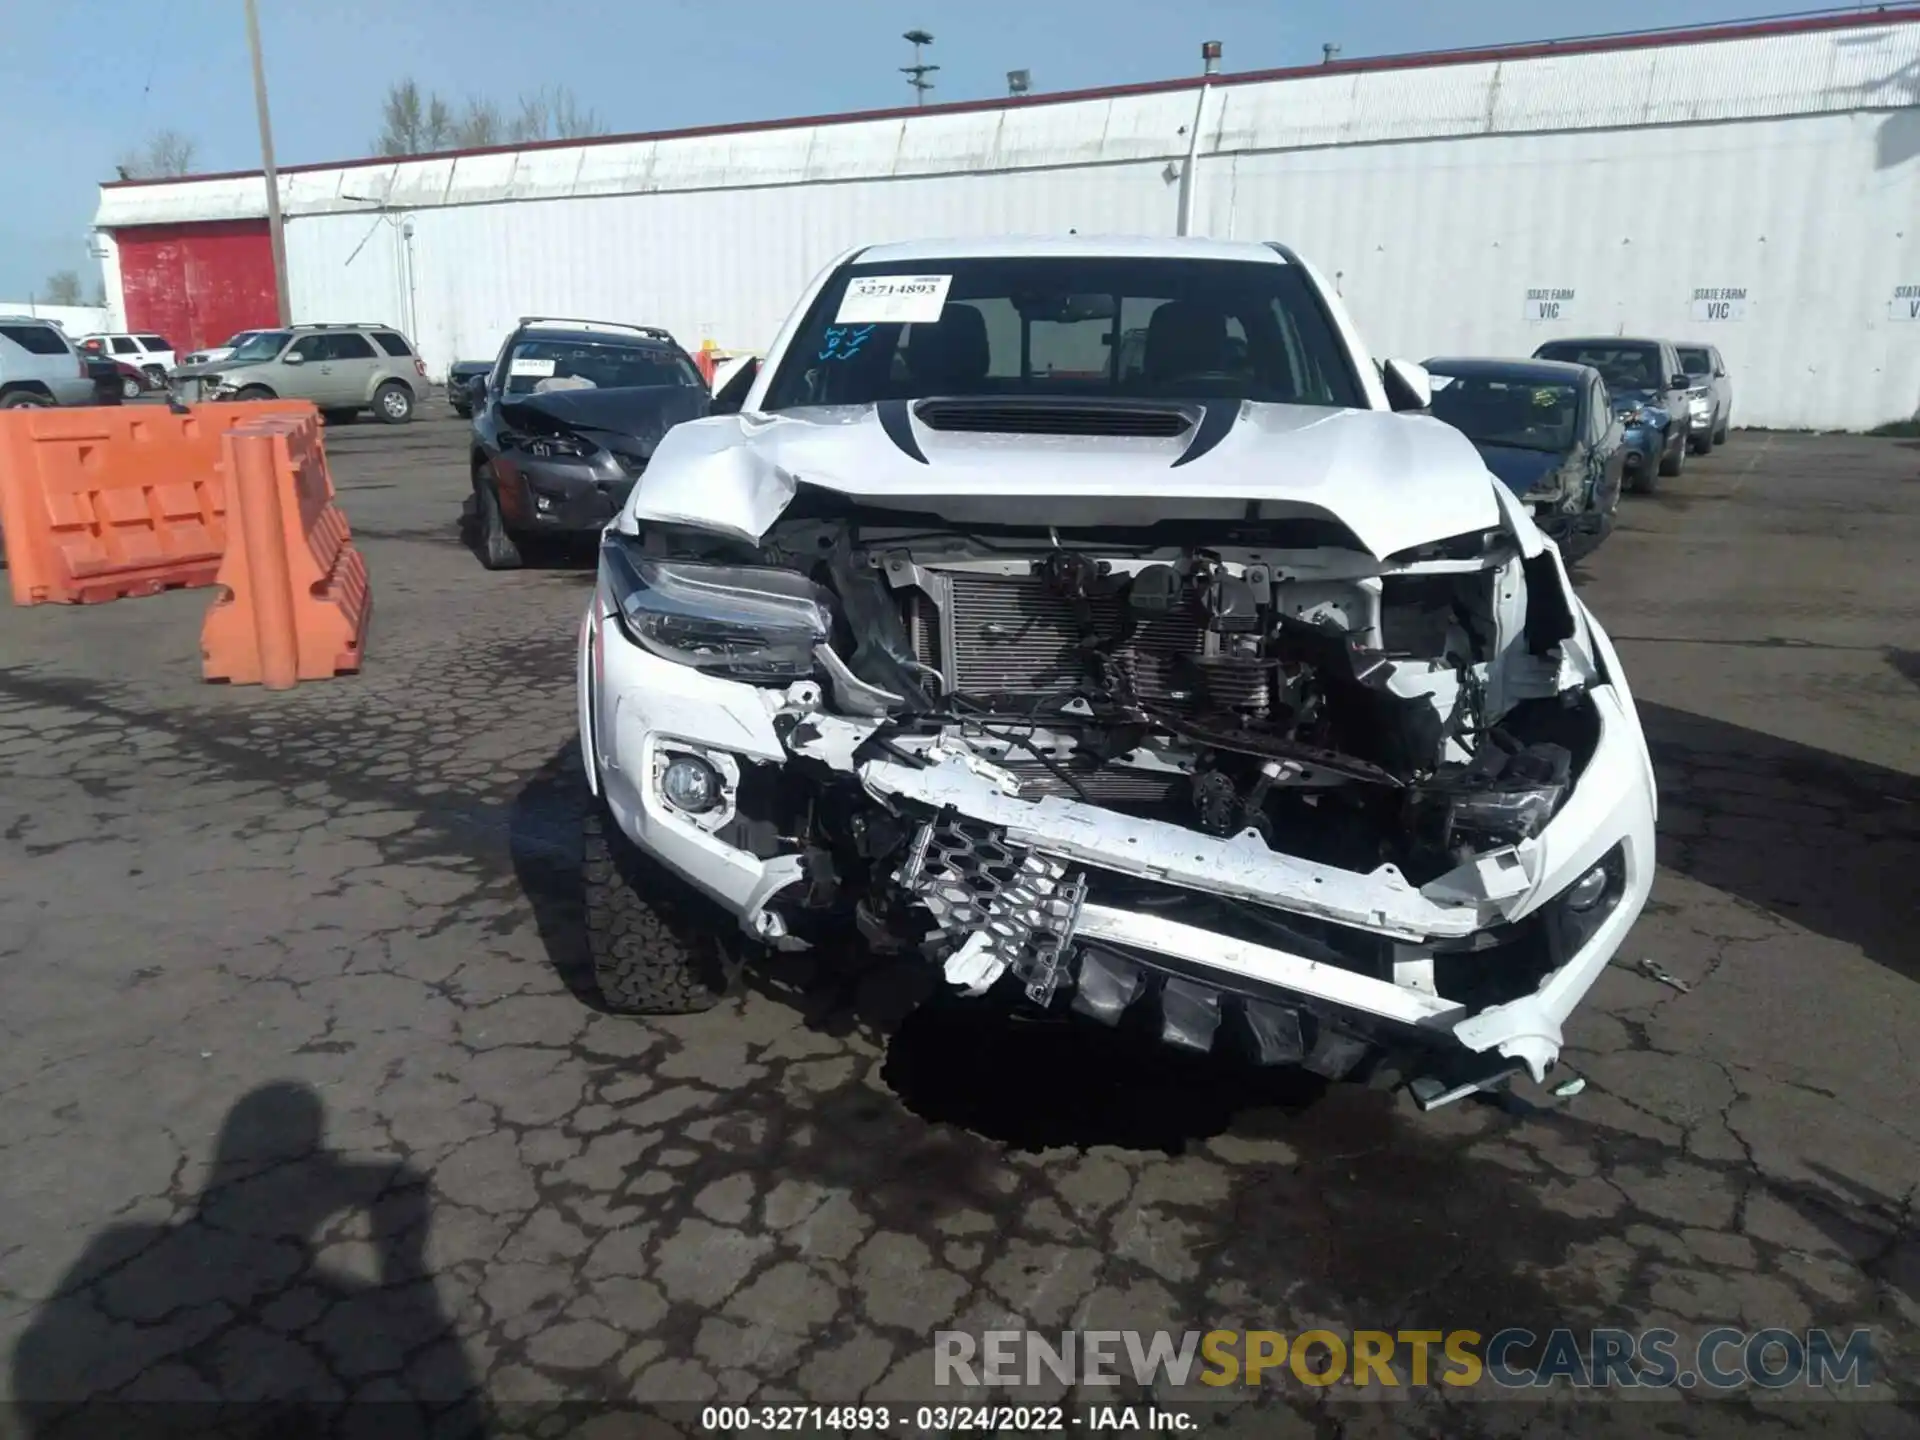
left=760, top=256, right=1365, bottom=411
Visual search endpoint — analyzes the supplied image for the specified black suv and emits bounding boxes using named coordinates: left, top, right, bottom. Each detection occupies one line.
left=467, top=319, right=709, bottom=569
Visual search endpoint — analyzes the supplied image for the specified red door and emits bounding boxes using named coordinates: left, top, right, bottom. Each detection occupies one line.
left=115, top=220, right=280, bottom=356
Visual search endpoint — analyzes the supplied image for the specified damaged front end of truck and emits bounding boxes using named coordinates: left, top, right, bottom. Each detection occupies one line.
left=583, top=406, right=1656, bottom=1106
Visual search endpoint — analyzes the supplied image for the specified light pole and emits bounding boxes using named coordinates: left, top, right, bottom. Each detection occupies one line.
left=902, top=30, right=938, bottom=106
left=244, top=0, right=291, bottom=326
left=1176, top=42, right=1222, bottom=237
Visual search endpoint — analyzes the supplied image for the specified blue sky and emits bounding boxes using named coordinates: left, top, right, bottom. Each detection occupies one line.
left=2, top=0, right=1781, bottom=297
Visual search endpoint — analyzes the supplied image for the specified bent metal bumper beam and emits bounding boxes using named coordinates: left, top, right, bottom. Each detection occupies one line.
left=854, top=754, right=1481, bottom=944
left=1075, top=904, right=1461, bottom=1030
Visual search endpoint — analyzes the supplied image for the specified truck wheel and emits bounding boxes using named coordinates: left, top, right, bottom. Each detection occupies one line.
left=1715, top=420, right=1730, bottom=445
left=474, top=468, right=523, bottom=570
left=1688, top=430, right=1712, bottom=456
left=0, top=390, right=52, bottom=408
left=582, top=804, right=728, bottom=1014
left=235, top=385, right=276, bottom=402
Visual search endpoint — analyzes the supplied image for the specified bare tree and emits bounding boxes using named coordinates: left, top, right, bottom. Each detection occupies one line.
left=40, top=271, right=83, bottom=307
left=374, top=79, right=606, bottom=156
left=508, top=86, right=604, bottom=143
left=452, top=98, right=504, bottom=149
left=117, top=129, right=198, bottom=180
left=374, top=79, right=456, bottom=156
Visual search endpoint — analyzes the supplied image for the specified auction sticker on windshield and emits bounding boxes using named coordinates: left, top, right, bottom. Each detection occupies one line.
left=835, top=274, right=953, bottom=325
left=509, top=356, right=557, bottom=377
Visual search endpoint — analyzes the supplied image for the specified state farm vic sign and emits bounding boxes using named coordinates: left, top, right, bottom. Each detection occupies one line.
left=1523, top=288, right=1574, bottom=321
left=1690, top=287, right=1748, bottom=322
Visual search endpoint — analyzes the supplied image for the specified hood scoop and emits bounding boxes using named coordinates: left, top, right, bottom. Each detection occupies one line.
left=912, top=397, right=1195, bottom=439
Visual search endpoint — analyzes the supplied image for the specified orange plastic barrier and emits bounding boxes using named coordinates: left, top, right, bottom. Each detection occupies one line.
left=0, top=401, right=314, bottom=606
left=200, top=413, right=371, bottom=689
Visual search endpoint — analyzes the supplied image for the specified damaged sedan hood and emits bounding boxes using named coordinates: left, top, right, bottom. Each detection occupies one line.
left=1474, top=443, right=1567, bottom=498
left=620, top=401, right=1502, bottom=558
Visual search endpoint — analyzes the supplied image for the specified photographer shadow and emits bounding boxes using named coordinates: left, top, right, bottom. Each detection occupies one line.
left=11, top=1081, right=484, bottom=1439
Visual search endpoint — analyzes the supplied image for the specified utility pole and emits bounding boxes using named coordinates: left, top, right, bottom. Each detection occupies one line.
left=245, top=0, right=291, bottom=326
left=902, top=30, right=938, bottom=106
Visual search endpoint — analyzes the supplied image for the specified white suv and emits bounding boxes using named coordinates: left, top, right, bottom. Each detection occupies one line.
left=576, top=236, right=1658, bottom=1107
left=78, top=332, right=177, bottom=387
left=0, top=318, right=93, bottom=408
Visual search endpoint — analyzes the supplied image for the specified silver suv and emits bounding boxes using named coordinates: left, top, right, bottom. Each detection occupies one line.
left=0, top=318, right=94, bottom=408
left=174, top=323, right=427, bottom=423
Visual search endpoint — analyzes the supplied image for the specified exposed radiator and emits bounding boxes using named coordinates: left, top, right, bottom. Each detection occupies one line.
left=908, top=573, right=1209, bottom=707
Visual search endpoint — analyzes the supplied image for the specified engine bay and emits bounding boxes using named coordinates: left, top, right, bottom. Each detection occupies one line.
left=628, top=496, right=1598, bottom=888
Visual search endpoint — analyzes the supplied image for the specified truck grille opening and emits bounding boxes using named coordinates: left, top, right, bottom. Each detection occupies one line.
left=1000, top=760, right=1188, bottom=805
left=907, top=572, right=1209, bottom=709
left=913, top=399, right=1192, bottom=438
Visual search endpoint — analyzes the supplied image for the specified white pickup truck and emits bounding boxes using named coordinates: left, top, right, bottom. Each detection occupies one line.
left=574, top=235, right=1657, bottom=1108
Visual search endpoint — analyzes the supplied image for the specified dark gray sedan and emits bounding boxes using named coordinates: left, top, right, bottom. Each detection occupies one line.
left=1423, top=357, right=1627, bottom=560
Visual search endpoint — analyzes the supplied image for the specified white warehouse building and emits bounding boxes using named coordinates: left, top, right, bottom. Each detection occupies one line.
left=94, top=8, right=1920, bottom=430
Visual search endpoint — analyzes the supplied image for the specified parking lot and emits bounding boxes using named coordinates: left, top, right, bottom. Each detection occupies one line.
left=1, top=404, right=1916, bottom=1431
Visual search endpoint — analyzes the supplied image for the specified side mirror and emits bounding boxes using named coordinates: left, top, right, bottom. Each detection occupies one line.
left=708, top=355, right=760, bottom=416
left=1380, top=358, right=1432, bottom=413
left=282, top=351, right=306, bottom=366
left=1670, top=373, right=1690, bottom=391
left=468, top=375, right=489, bottom=404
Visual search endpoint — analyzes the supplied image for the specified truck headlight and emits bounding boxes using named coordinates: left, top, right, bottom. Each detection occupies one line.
left=600, top=536, right=834, bottom=681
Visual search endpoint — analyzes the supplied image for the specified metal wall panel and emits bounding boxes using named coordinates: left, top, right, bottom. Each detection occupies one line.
left=1205, top=112, right=1920, bottom=430
left=116, top=220, right=279, bottom=356
left=96, top=21, right=1920, bottom=229
left=285, top=161, right=1176, bottom=374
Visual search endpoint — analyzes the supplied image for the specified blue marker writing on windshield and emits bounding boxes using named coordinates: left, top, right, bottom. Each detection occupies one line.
left=819, top=324, right=876, bottom=362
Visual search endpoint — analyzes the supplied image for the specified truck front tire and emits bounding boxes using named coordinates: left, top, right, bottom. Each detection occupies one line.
left=582, top=804, right=728, bottom=1014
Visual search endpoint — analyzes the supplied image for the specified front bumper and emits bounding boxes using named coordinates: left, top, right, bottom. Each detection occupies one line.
left=500, top=456, right=637, bottom=533
left=584, top=605, right=1657, bottom=1088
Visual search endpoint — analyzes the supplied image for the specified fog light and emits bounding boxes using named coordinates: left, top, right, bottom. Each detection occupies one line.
left=534, top=493, right=554, bottom=513
left=1566, top=863, right=1609, bottom=912
left=660, top=754, right=722, bottom=814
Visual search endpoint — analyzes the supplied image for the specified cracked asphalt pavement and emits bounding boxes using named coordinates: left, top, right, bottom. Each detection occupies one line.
left=1, top=406, right=1916, bottom=1436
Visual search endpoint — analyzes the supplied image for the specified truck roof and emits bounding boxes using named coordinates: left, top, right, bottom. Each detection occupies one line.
left=849, top=235, right=1290, bottom=265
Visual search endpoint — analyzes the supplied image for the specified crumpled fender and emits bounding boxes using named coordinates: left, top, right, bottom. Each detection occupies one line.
left=614, top=412, right=802, bottom=543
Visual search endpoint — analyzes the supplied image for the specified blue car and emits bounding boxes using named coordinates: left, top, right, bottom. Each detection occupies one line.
left=1531, top=337, right=1692, bottom=492
left=1424, top=356, right=1626, bottom=559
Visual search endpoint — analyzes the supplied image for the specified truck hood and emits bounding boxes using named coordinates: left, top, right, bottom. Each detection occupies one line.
left=620, top=400, right=1502, bottom=558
